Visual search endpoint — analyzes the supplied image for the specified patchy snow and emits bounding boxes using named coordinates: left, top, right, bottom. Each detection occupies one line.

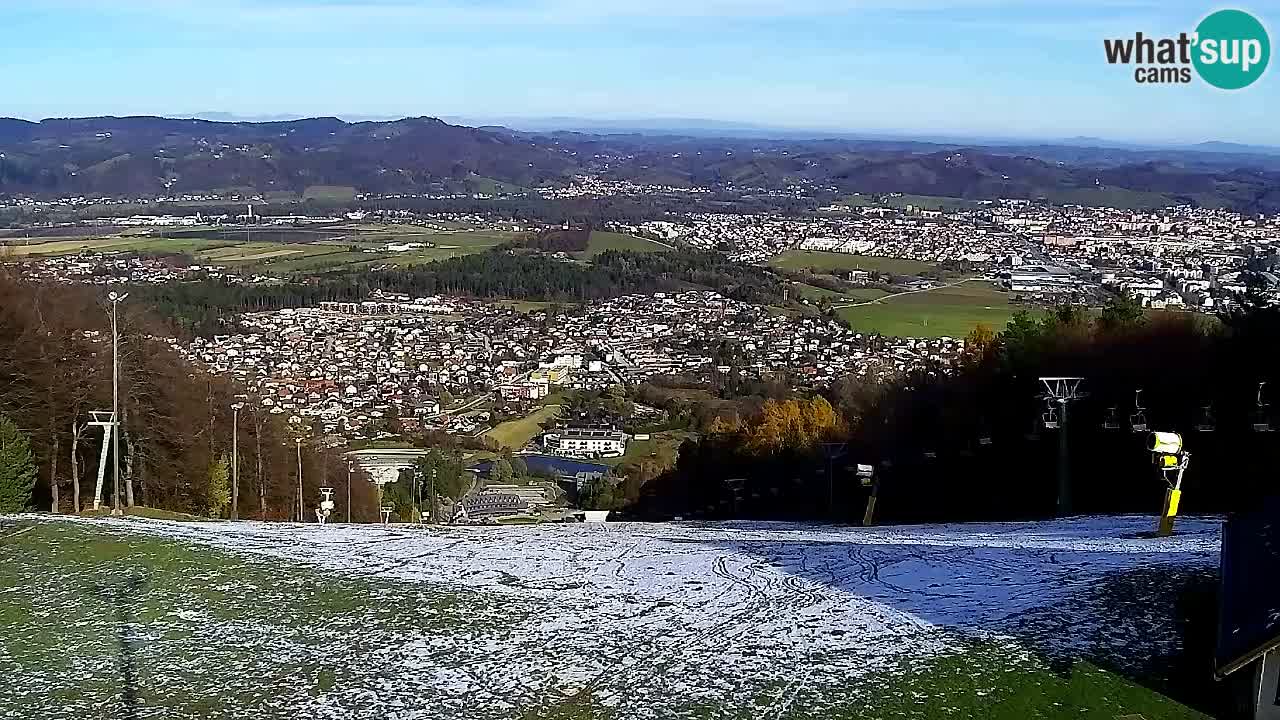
left=33, top=515, right=1221, bottom=718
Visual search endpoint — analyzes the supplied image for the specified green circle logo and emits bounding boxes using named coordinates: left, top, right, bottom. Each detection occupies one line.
left=1193, top=9, right=1270, bottom=89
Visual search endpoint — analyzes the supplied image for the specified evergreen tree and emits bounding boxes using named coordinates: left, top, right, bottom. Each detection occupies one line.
left=0, top=414, right=36, bottom=513
left=207, top=453, right=231, bottom=518
left=492, top=458, right=515, bottom=484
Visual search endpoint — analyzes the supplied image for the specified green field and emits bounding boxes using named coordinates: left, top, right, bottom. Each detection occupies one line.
left=301, top=185, right=357, bottom=203
left=575, top=231, right=671, bottom=259
left=837, top=193, right=983, bottom=211
left=599, top=430, right=690, bottom=468
left=484, top=404, right=562, bottom=450
left=770, top=250, right=938, bottom=276
left=0, top=521, right=468, bottom=718
left=790, top=281, right=889, bottom=304
left=5, top=226, right=522, bottom=274
left=837, top=280, right=1023, bottom=338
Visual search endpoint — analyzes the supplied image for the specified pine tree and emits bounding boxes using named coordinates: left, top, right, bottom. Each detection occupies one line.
left=0, top=414, right=36, bottom=513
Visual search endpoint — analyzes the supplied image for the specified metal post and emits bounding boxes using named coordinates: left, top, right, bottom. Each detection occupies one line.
left=412, top=470, right=419, bottom=524
left=107, top=293, right=128, bottom=516
left=1057, top=398, right=1071, bottom=517
left=429, top=467, right=437, bottom=524
left=295, top=438, right=303, bottom=522
left=346, top=460, right=353, bottom=523
left=231, top=404, right=241, bottom=520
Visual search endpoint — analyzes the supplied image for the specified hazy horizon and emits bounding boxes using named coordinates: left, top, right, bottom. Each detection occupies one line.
left=3, top=1, right=1277, bottom=144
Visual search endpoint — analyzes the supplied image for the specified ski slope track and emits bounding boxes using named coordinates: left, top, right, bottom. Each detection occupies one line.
left=48, top=516, right=1223, bottom=718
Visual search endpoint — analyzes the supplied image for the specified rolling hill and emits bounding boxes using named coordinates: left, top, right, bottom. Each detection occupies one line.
left=2, top=115, right=1280, bottom=212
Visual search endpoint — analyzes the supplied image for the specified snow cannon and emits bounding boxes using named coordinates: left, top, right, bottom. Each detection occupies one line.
left=1148, top=432, right=1182, bottom=456
left=1146, top=432, right=1189, bottom=538
left=315, top=487, right=336, bottom=525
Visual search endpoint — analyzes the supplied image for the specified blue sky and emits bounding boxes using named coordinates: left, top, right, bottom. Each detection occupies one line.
left=2, top=0, right=1277, bottom=143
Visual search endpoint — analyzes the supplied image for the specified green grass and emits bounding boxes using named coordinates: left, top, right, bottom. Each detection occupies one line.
left=485, top=405, right=562, bottom=450
left=837, top=280, right=1024, bottom=338
left=77, top=506, right=215, bottom=522
left=790, top=281, right=890, bottom=304
left=599, top=430, right=690, bottom=468
left=4, top=226, right=520, bottom=274
left=301, top=185, right=356, bottom=203
left=0, top=520, right=468, bottom=718
left=838, top=193, right=982, bottom=211
left=770, top=250, right=938, bottom=276
left=575, top=231, right=671, bottom=259
left=1040, top=187, right=1178, bottom=209
left=493, top=300, right=576, bottom=313
left=830, top=643, right=1209, bottom=720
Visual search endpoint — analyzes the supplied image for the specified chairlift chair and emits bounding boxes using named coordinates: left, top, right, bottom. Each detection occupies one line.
left=1196, top=405, right=1216, bottom=433
left=1103, top=406, right=1121, bottom=431
left=1042, top=398, right=1060, bottom=430
left=1130, top=389, right=1148, bottom=433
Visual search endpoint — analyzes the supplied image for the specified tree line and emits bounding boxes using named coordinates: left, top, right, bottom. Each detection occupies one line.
left=0, top=270, right=381, bottom=519
left=129, top=248, right=790, bottom=337
left=630, top=297, right=1280, bottom=523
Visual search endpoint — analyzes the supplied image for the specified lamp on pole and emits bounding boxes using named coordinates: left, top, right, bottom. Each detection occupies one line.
left=107, top=291, right=128, bottom=517
left=231, top=402, right=244, bottom=520
left=295, top=437, right=303, bottom=522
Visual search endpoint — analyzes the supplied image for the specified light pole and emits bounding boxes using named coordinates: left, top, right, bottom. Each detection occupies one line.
left=346, top=460, right=353, bottom=523
left=231, top=402, right=244, bottom=520
left=107, top=291, right=128, bottom=516
left=295, top=437, right=303, bottom=522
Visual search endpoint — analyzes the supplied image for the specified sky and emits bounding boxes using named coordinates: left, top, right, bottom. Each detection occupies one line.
left=2, top=0, right=1278, bottom=144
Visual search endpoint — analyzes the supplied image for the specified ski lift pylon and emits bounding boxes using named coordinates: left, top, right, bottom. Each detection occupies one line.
left=1254, top=381, right=1273, bottom=433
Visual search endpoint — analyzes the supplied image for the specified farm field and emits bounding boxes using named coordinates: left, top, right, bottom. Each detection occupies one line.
left=0, top=516, right=1219, bottom=719
left=3, top=226, right=522, bottom=274
left=837, top=279, right=1023, bottom=338
left=575, top=231, right=672, bottom=259
left=836, top=193, right=983, bottom=211
left=769, top=250, right=939, bottom=276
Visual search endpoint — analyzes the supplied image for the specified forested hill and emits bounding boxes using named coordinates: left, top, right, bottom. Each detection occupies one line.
left=3, top=115, right=1280, bottom=212
left=131, top=249, right=789, bottom=336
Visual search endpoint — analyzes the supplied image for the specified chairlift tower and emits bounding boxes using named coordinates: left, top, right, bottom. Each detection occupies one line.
left=1040, top=377, right=1084, bottom=517
left=1254, top=382, right=1273, bottom=433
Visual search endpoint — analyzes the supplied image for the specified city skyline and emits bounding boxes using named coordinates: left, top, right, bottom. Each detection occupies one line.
left=3, top=0, right=1277, bottom=144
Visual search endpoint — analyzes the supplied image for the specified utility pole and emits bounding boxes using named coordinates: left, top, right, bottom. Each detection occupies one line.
left=231, top=402, right=244, bottom=520
left=429, top=466, right=437, bottom=524
left=412, top=469, right=420, bottom=524
left=107, top=292, right=128, bottom=517
left=295, top=437, right=303, bottom=522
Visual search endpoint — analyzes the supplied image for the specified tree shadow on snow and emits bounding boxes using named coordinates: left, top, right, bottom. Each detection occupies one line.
left=93, top=573, right=148, bottom=720
left=686, top=528, right=1231, bottom=715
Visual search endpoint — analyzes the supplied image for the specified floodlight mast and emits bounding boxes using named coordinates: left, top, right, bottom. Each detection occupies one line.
left=1040, top=377, right=1084, bottom=517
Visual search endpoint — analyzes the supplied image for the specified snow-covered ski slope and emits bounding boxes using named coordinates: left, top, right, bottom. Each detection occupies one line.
left=75, top=515, right=1219, bottom=718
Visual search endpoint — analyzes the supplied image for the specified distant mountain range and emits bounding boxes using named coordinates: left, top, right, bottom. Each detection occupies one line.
left=1, top=114, right=1279, bottom=213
